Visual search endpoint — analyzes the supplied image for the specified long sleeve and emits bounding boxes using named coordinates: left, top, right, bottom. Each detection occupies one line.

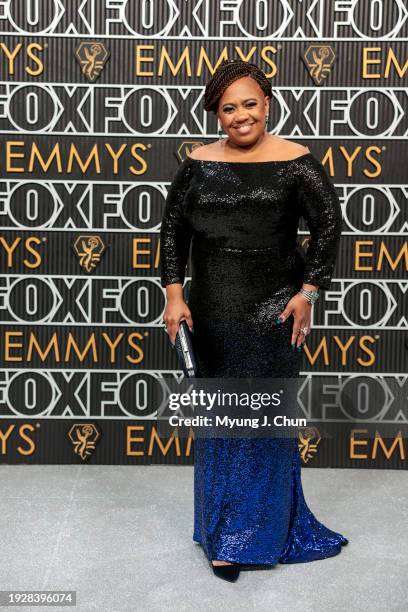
left=159, top=158, right=193, bottom=288
left=295, top=154, right=343, bottom=290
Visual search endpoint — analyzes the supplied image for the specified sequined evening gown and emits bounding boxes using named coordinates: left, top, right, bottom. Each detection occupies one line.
left=160, top=151, right=348, bottom=565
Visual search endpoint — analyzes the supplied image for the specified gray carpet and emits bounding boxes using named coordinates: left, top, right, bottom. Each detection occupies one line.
left=0, top=465, right=406, bottom=612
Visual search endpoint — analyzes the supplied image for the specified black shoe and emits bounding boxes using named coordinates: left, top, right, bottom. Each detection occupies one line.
left=209, top=560, right=240, bottom=582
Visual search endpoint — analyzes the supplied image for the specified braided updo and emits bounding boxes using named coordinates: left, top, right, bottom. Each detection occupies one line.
left=203, top=59, right=272, bottom=114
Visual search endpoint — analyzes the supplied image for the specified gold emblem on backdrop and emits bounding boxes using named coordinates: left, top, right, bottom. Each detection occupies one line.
left=68, top=424, right=101, bottom=461
left=298, top=426, right=322, bottom=463
left=75, top=42, right=110, bottom=82
left=177, top=141, right=206, bottom=163
left=302, top=45, right=336, bottom=85
left=73, top=235, right=107, bottom=272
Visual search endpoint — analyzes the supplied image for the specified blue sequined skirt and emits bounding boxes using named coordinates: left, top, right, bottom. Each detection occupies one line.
left=193, top=437, right=348, bottom=564
left=188, top=245, right=348, bottom=564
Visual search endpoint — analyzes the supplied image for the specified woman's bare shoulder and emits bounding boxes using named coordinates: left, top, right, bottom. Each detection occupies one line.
left=188, top=143, right=221, bottom=161
left=267, top=135, right=310, bottom=158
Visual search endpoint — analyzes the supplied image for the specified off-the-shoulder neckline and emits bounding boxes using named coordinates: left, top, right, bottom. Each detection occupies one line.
left=185, top=151, right=313, bottom=165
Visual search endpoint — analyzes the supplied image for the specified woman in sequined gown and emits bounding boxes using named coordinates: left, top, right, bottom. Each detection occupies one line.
left=160, top=61, right=348, bottom=578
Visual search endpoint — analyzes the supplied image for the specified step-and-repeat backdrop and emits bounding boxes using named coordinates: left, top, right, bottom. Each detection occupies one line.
left=0, top=1, right=407, bottom=467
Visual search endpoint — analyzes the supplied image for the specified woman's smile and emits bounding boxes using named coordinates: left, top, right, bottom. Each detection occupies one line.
left=233, top=122, right=254, bottom=134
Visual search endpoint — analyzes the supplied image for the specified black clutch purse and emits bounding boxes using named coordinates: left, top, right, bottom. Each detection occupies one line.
left=172, top=320, right=201, bottom=377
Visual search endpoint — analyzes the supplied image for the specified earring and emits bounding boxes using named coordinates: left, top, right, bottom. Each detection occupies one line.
left=265, top=115, right=269, bottom=130
left=218, top=121, right=225, bottom=139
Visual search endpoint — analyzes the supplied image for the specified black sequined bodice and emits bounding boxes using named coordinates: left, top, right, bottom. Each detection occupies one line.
left=160, top=153, right=341, bottom=290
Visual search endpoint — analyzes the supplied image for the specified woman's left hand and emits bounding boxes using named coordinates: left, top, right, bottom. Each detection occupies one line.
left=275, top=293, right=312, bottom=348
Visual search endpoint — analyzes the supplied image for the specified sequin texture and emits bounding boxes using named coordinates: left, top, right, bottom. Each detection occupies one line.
left=160, top=152, right=348, bottom=564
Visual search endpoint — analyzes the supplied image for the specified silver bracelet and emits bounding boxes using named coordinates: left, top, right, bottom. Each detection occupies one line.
left=298, top=287, right=319, bottom=305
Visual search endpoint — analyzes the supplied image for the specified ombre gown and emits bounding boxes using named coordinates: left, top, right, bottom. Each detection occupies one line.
left=160, top=151, right=348, bottom=565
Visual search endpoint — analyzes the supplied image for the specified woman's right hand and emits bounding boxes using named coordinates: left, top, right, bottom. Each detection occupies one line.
left=163, top=298, right=194, bottom=345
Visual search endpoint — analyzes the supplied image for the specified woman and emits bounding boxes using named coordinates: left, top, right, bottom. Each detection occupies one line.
left=160, top=59, right=348, bottom=582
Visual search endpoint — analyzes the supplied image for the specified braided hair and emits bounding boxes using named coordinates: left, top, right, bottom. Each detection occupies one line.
left=203, top=59, right=272, bottom=114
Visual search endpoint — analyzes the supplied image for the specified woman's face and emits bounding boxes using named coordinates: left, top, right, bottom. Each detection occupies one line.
left=216, top=76, right=270, bottom=145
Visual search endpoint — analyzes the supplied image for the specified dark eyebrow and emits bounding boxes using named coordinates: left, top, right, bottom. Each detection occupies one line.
left=221, top=98, right=257, bottom=107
